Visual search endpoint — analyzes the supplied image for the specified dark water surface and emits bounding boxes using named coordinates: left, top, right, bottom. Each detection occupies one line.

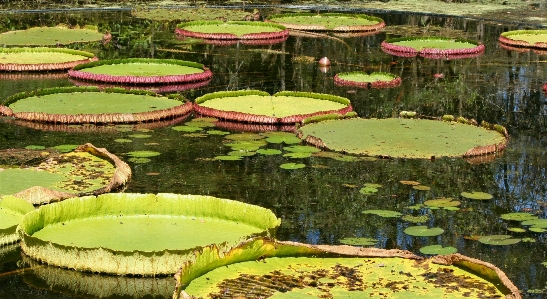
left=1, top=6, right=547, bottom=298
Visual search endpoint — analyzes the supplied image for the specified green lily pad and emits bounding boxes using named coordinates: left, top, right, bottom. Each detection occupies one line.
left=172, top=126, right=203, bottom=132
left=207, top=130, right=230, bottom=135
left=51, top=144, right=79, bottom=153
left=133, top=7, right=255, bottom=22
left=522, top=238, right=536, bottom=243
left=478, top=235, right=520, bottom=246
left=0, top=196, right=35, bottom=246
left=298, top=118, right=506, bottom=159
left=413, top=185, right=431, bottom=191
left=176, top=21, right=287, bottom=38
left=228, top=151, right=256, bottom=157
left=256, top=149, right=282, bottom=156
left=407, top=204, right=425, bottom=210
left=128, top=134, right=152, bottom=139
left=364, top=183, right=382, bottom=188
left=404, top=226, right=444, bottom=237
left=186, top=121, right=215, bottom=128
left=529, top=227, right=547, bottom=233
left=214, top=155, right=243, bottom=161
left=264, top=133, right=302, bottom=144
left=267, top=13, right=384, bottom=31
left=424, top=198, right=461, bottom=208
left=419, top=245, right=457, bottom=255
left=507, top=227, right=527, bottom=233
left=338, top=237, right=377, bottom=246
left=362, top=210, right=402, bottom=218
left=461, top=191, right=493, bottom=200
left=114, top=138, right=132, bottom=143
left=225, top=133, right=265, bottom=141
left=18, top=193, right=280, bottom=275
left=280, top=163, right=306, bottom=170
left=225, top=140, right=267, bottom=151
left=359, top=187, right=378, bottom=195
left=283, top=152, right=312, bottom=159
left=401, top=214, right=429, bottom=223
left=500, top=212, right=537, bottom=221
left=126, top=151, right=161, bottom=158
left=0, top=26, right=104, bottom=46
left=283, top=145, right=321, bottom=153
left=521, top=219, right=547, bottom=229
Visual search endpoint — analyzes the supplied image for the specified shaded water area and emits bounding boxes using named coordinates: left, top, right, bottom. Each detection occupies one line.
left=1, top=5, right=547, bottom=298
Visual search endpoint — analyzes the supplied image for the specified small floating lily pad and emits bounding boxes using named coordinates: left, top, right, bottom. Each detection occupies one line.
left=267, top=13, right=385, bottom=32
left=207, top=130, right=230, bottom=136
left=419, top=245, right=457, bottom=255
left=359, top=187, right=378, bottom=195
left=228, top=151, right=256, bottom=157
left=283, top=145, right=321, bottom=153
left=172, top=126, right=203, bottom=132
left=0, top=26, right=104, bottom=46
left=114, top=139, right=132, bottom=143
left=339, top=237, right=377, bottom=246
left=283, top=152, right=312, bottom=159
left=413, top=185, right=431, bottom=191
left=478, top=235, right=521, bottom=246
left=424, top=198, right=461, bottom=209
left=194, top=90, right=353, bottom=124
left=298, top=118, right=507, bottom=159
left=404, top=226, right=444, bottom=237
left=215, top=155, right=243, bottom=161
left=381, top=36, right=485, bottom=59
left=500, top=212, right=537, bottom=221
left=400, top=180, right=421, bottom=186
left=256, top=149, right=282, bottom=156
left=126, top=151, right=160, bottom=158
left=362, top=210, right=402, bottom=218
left=507, top=227, right=527, bottom=233
left=280, top=163, right=305, bottom=170
left=51, top=144, right=79, bottom=153
left=401, top=214, right=429, bottom=223
left=128, top=134, right=152, bottom=139
left=521, top=219, right=547, bottom=229
left=263, top=132, right=301, bottom=144
left=334, top=71, right=401, bottom=89
left=461, top=191, right=493, bottom=200
left=225, top=140, right=267, bottom=151
left=69, top=58, right=212, bottom=85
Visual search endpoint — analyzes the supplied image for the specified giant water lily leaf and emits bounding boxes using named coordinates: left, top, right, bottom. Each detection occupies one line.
left=500, top=212, right=537, bottom=221
left=0, top=196, right=35, bottom=246
left=461, top=191, right=493, bottom=200
left=19, top=193, right=280, bottom=275
left=362, top=210, right=402, bottom=218
left=419, top=245, right=457, bottom=255
left=0, top=27, right=104, bottom=46
left=478, top=235, right=521, bottom=246
left=404, top=226, right=444, bottom=237
left=338, top=237, right=377, bottom=246
left=174, top=238, right=519, bottom=299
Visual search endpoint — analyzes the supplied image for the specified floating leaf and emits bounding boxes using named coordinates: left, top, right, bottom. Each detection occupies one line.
left=114, top=139, right=132, bottom=143
left=359, top=187, right=378, bottom=195
left=128, top=134, right=152, bottom=139
left=424, top=198, right=460, bottom=208
left=404, top=226, right=444, bottom=237
left=186, top=121, right=215, bottom=128
left=521, top=219, right=547, bottom=229
left=283, top=145, right=321, bottom=153
left=262, top=132, right=301, bottom=144
left=362, top=210, right=402, bottom=218
left=478, top=235, right=520, bottom=246
left=406, top=204, right=425, bottom=210
left=225, top=140, right=267, bottom=151
left=338, top=237, right=377, bottom=246
left=51, top=144, right=79, bottom=153
left=280, top=163, right=305, bottom=170
left=529, top=227, right=547, bottom=233
left=172, top=126, right=202, bottom=132
left=207, top=130, right=230, bottom=135
left=461, top=191, right=493, bottom=200
left=401, top=214, right=429, bottom=223
left=214, top=155, right=243, bottom=161
left=127, top=151, right=161, bottom=158
left=501, top=212, right=537, bottom=221
left=364, top=183, right=382, bottom=188
left=332, top=155, right=359, bottom=162
left=506, top=227, right=526, bottom=233
left=185, top=133, right=208, bottom=138
left=522, top=238, right=536, bottom=243
left=256, top=149, right=282, bottom=156
left=413, top=185, right=431, bottom=191
left=228, top=151, right=256, bottom=157
left=419, top=245, right=457, bottom=255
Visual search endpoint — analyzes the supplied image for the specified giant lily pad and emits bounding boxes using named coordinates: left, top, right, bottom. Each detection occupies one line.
left=334, top=71, right=401, bottom=89
left=0, top=87, right=192, bottom=124
left=194, top=90, right=353, bottom=124
left=297, top=118, right=507, bottom=159
left=266, top=13, right=385, bottom=32
left=173, top=238, right=520, bottom=299
left=0, top=26, right=104, bottom=46
left=404, top=226, right=444, bottom=237
left=381, top=36, right=485, bottom=59
left=175, top=21, right=288, bottom=41
left=499, top=30, right=547, bottom=50
left=0, top=143, right=130, bottom=204
left=0, top=196, right=35, bottom=246
left=0, top=48, right=97, bottom=72
left=68, top=58, right=212, bottom=85
left=132, top=7, right=258, bottom=22
left=19, top=193, right=280, bottom=275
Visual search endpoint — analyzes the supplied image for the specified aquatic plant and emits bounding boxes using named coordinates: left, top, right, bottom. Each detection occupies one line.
left=68, top=58, right=212, bottom=85
left=175, top=21, right=289, bottom=41
left=266, top=13, right=385, bottom=32
left=0, top=48, right=97, bottom=72
left=0, top=196, right=34, bottom=246
left=0, top=26, right=104, bottom=46
left=194, top=90, right=353, bottom=124
left=70, top=77, right=212, bottom=93
left=334, top=71, right=401, bottom=89
left=381, top=36, right=485, bottom=59
left=132, top=7, right=258, bottom=22
left=1, top=143, right=130, bottom=204
left=499, top=30, right=547, bottom=50
left=1, top=87, right=192, bottom=124
left=18, top=193, right=280, bottom=275
left=173, top=237, right=520, bottom=299
left=297, top=117, right=508, bottom=159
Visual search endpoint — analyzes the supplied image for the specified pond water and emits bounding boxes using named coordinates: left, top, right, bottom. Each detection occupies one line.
left=1, top=5, right=547, bottom=298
